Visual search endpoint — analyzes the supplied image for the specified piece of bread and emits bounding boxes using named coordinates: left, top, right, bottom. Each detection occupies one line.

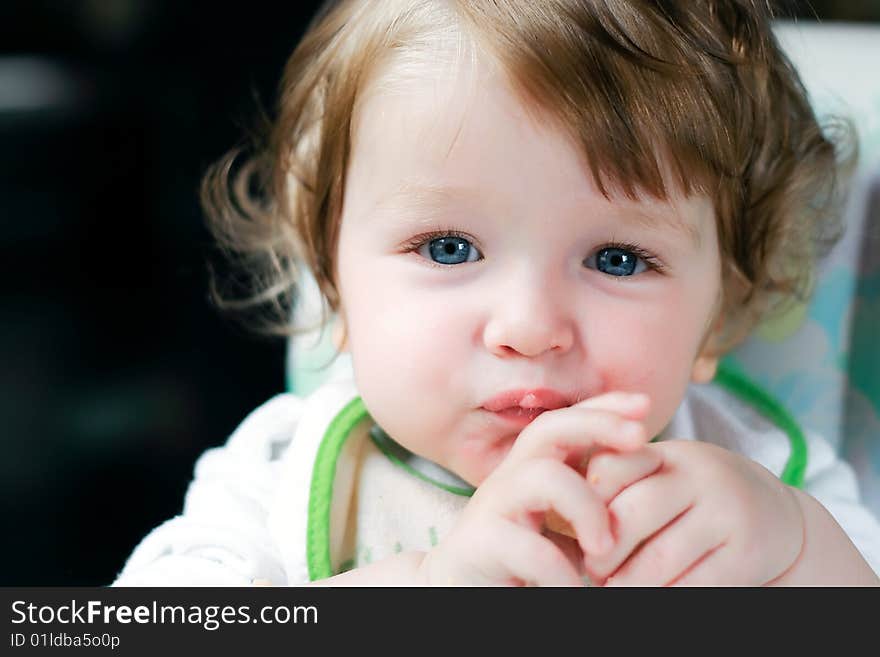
left=544, top=463, right=597, bottom=539
left=544, top=509, right=576, bottom=538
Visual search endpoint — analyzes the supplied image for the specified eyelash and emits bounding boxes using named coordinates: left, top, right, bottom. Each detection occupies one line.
left=595, top=239, right=667, bottom=274
left=400, top=228, right=477, bottom=271
left=402, top=229, right=667, bottom=274
left=402, top=227, right=472, bottom=256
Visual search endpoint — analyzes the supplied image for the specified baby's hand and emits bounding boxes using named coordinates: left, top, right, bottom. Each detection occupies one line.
left=582, top=441, right=804, bottom=586
left=416, top=392, right=653, bottom=586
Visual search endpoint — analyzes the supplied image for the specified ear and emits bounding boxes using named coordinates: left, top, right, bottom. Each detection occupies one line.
left=691, top=305, right=724, bottom=384
left=690, top=353, right=719, bottom=384
left=332, top=314, right=348, bottom=352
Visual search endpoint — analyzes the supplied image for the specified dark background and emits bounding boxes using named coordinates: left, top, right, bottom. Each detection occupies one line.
left=1, top=1, right=878, bottom=585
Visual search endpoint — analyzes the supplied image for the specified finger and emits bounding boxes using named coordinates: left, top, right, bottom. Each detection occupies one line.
left=584, top=470, right=695, bottom=581
left=586, top=447, right=663, bottom=503
left=504, top=407, right=650, bottom=472
left=491, top=519, right=585, bottom=587
left=573, top=391, right=651, bottom=419
left=490, top=458, right=614, bottom=556
left=602, top=505, right=726, bottom=586
left=667, top=544, right=750, bottom=586
left=547, top=446, right=661, bottom=542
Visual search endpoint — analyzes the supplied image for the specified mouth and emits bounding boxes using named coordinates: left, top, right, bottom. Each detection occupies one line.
left=484, top=406, right=550, bottom=428
left=480, top=388, right=573, bottom=428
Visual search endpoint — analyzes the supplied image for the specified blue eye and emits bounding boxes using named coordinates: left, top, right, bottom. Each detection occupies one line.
left=417, top=235, right=481, bottom=265
left=585, top=246, right=648, bottom=277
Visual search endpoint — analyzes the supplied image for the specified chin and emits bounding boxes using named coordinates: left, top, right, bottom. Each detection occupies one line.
left=462, top=439, right=515, bottom=487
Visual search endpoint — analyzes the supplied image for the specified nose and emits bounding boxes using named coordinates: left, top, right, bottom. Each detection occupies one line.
left=482, top=270, right=576, bottom=359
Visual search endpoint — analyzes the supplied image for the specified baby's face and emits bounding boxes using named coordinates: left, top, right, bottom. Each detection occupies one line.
left=336, top=57, right=721, bottom=486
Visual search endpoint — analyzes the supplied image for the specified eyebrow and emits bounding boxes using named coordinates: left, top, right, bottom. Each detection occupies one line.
left=610, top=204, right=703, bottom=248
left=372, top=181, right=703, bottom=247
left=371, top=181, right=484, bottom=221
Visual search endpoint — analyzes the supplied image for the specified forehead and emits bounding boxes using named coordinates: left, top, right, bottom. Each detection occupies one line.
left=346, top=53, right=709, bottom=248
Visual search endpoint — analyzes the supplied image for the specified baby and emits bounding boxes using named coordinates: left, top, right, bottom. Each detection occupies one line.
left=115, top=0, right=880, bottom=586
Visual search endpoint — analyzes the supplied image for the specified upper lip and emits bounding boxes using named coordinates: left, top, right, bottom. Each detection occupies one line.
left=481, top=388, right=574, bottom=412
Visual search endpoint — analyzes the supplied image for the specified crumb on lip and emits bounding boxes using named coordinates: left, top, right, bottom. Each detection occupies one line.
left=510, top=406, right=547, bottom=415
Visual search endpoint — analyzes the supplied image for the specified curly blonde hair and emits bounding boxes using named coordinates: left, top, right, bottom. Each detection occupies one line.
left=201, top=0, right=854, bottom=360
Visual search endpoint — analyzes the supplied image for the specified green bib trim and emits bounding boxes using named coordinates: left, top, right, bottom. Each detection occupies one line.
left=306, top=396, right=370, bottom=582
left=369, top=426, right=476, bottom=497
left=305, top=363, right=807, bottom=579
left=712, top=359, right=807, bottom=489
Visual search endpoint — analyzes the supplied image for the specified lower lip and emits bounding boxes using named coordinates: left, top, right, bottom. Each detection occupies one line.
left=483, top=407, right=548, bottom=428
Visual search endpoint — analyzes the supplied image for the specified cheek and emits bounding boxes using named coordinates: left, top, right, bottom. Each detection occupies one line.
left=344, top=271, right=466, bottom=383
left=337, top=258, right=476, bottom=456
left=590, top=287, right=712, bottom=435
